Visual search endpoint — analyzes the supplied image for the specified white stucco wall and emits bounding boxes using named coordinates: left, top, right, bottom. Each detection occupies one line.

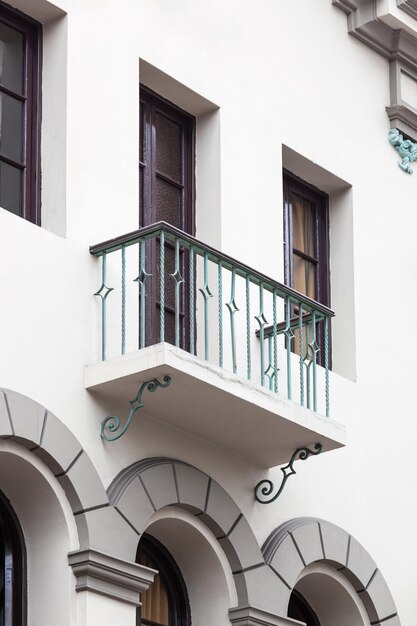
left=0, top=0, right=415, bottom=623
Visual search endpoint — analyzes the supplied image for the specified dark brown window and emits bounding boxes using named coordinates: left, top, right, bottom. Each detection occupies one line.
left=283, top=171, right=330, bottom=365
left=136, top=534, right=190, bottom=626
left=0, top=2, right=41, bottom=224
left=0, top=491, right=26, bottom=626
left=139, top=86, right=195, bottom=348
left=283, top=172, right=329, bottom=307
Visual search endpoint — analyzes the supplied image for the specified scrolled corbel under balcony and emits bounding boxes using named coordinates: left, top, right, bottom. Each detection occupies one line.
left=86, top=222, right=345, bottom=467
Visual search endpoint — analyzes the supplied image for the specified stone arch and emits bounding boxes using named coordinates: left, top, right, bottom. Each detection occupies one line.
left=0, top=387, right=138, bottom=561
left=108, top=457, right=284, bottom=617
left=263, top=517, right=400, bottom=625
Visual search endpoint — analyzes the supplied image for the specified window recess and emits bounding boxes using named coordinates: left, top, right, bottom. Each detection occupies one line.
left=283, top=171, right=331, bottom=368
left=0, top=3, right=41, bottom=223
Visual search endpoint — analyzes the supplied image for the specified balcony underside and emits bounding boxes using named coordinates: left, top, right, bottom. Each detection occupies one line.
left=85, top=343, right=345, bottom=468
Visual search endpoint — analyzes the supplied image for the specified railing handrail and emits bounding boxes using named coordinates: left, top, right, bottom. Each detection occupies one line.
left=90, top=221, right=334, bottom=318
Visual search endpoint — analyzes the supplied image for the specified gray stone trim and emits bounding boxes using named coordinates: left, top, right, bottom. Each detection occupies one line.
left=263, top=518, right=400, bottom=625
left=229, top=606, right=301, bottom=626
left=108, top=458, right=273, bottom=611
left=333, top=0, right=417, bottom=139
left=386, top=103, right=417, bottom=135
left=0, top=388, right=140, bottom=563
left=333, top=0, right=417, bottom=63
left=398, top=0, right=417, bottom=20
left=68, top=549, right=156, bottom=606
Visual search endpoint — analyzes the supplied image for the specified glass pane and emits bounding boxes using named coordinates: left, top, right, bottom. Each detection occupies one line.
left=0, top=23, right=24, bottom=94
left=293, top=254, right=316, bottom=300
left=0, top=529, right=4, bottom=626
left=0, top=161, right=22, bottom=215
left=140, top=106, right=144, bottom=163
left=292, top=194, right=315, bottom=257
left=139, top=552, right=169, bottom=626
left=155, top=112, right=181, bottom=182
left=155, top=241, right=176, bottom=310
left=155, top=177, right=182, bottom=227
left=139, top=165, right=144, bottom=225
left=0, top=92, right=23, bottom=162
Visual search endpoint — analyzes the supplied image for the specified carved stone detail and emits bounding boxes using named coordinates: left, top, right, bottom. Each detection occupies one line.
left=397, top=0, right=417, bottom=21
left=388, top=128, right=417, bottom=172
left=68, top=549, right=156, bottom=606
left=229, top=606, right=298, bottom=626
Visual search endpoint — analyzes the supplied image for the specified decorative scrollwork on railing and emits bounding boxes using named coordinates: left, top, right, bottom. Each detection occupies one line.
left=255, top=443, right=323, bottom=504
left=101, top=375, right=172, bottom=441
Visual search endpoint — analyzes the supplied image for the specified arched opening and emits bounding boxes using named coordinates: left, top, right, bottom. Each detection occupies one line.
left=288, top=563, right=370, bottom=626
left=136, top=507, right=236, bottom=626
left=288, top=589, right=319, bottom=626
left=0, top=490, right=26, bottom=626
left=136, top=534, right=191, bottom=626
left=0, top=441, right=77, bottom=626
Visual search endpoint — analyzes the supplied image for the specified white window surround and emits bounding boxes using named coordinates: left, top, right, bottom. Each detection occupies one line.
left=282, top=145, right=356, bottom=381
left=1, top=0, right=68, bottom=236
left=139, top=59, right=222, bottom=249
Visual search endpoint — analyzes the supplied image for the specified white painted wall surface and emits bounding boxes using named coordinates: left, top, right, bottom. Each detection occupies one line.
left=0, top=0, right=415, bottom=623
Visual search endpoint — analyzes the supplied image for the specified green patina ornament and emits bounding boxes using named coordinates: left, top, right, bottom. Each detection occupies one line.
left=388, top=128, right=417, bottom=174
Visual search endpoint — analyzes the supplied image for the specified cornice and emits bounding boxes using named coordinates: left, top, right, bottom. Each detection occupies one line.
left=333, top=0, right=417, bottom=64
left=398, top=0, right=417, bottom=21
left=386, top=103, right=417, bottom=134
left=229, top=606, right=300, bottom=626
left=68, top=549, right=156, bottom=606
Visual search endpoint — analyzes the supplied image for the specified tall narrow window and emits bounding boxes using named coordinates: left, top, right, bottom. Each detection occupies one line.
left=0, top=491, right=26, bottom=626
left=139, top=86, right=195, bottom=348
left=0, top=4, right=41, bottom=223
left=136, top=535, right=190, bottom=626
left=283, top=171, right=330, bottom=365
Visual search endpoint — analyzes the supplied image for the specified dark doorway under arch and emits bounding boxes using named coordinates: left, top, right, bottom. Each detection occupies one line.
left=288, top=589, right=320, bottom=626
left=0, top=490, right=26, bottom=626
left=136, top=534, right=191, bottom=626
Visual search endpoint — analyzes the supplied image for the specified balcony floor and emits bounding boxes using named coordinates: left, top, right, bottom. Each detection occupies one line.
left=85, top=343, right=345, bottom=468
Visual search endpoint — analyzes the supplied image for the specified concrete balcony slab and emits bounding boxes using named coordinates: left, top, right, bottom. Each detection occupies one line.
left=85, top=343, right=345, bottom=468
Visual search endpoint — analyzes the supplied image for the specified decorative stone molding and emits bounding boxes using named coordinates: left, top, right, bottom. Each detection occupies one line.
left=263, top=518, right=400, bottom=625
left=333, top=0, right=417, bottom=61
left=386, top=103, right=417, bottom=134
left=333, top=0, right=417, bottom=138
left=387, top=59, right=417, bottom=137
left=108, top=458, right=288, bottom=616
left=0, top=388, right=138, bottom=563
left=397, top=0, right=417, bottom=20
left=229, top=606, right=301, bottom=626
left=68, top=549, right=156, bottom=606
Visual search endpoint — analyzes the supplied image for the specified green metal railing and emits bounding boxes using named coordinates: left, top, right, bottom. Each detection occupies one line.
left=90, top=222, right=334, bottom=416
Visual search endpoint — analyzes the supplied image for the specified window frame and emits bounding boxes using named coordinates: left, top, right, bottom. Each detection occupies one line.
left=136, top=534, right=191, bottom=626
left=139, top=84, right=195, bottom=234
left=0, top=0, right=42, bottom=224
left=283, top=170, right=331, bottom=367
left=283, top=170, right=330, bottom=308
left=139, top=85, right=196, bottom=350
left=0, top=490, right=26, bottom=626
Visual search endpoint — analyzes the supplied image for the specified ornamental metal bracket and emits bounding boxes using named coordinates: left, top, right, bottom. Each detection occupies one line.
left=388, top=128, right=417, bottom=174
left=100, top=375, right=172, bottom=441
left=255, top=443, right=322, bottom=504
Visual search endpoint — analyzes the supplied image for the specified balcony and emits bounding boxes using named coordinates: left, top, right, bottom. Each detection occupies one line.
left=85, top=222, right=345, bottom=467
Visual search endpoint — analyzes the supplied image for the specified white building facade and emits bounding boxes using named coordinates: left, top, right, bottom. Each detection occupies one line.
left=0, top=0, right=414, bottom=624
